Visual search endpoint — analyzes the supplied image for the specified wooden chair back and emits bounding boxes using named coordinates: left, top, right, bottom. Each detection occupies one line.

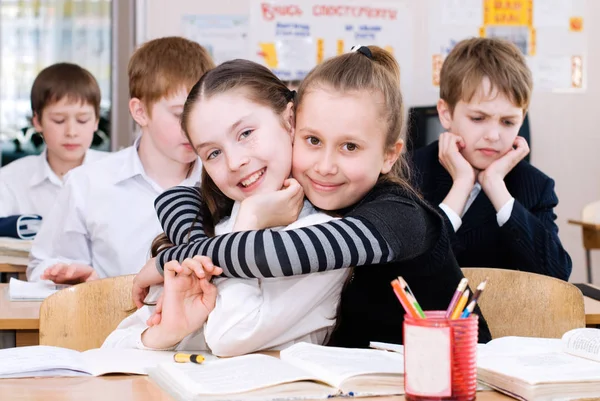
left=39, top=275, right=136, bottom=351
left=461, top=268, right=585, bottom=339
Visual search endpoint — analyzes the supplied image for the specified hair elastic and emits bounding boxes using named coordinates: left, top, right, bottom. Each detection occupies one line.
left=351, top=45, right=373, bottom=60
left=285, top=89, right=296, bottom=101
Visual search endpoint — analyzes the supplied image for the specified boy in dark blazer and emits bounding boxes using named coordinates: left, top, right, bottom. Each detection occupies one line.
left=412, top=37, right=572, bottom=281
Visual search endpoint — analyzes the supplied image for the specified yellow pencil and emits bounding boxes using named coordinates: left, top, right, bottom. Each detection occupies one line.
left=450, top=289, right=470, bottom=320
left=174, top=353, right=205, bottom=364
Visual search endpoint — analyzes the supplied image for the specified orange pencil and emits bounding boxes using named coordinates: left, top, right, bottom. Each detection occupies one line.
left=450, top=289, right=470, bottom=320
left=391, top=279, right=419, bottom=318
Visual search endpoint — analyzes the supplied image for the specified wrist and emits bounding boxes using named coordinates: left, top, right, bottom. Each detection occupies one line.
left=482, top=179, right=511, bottom=211
left=141, top=325, right=182, bottom=350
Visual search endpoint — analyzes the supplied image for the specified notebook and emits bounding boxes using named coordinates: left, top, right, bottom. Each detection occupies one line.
left=477, top=328, right=600, bottom=401
left=8, top=278, right=69, bottom=301
left=149, top=342, right=404, bottom=401
left=0, top=345, right=215, bottom=378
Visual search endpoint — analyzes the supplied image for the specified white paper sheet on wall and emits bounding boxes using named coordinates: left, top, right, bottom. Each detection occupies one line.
left=181, top=15, right=249, bottom=65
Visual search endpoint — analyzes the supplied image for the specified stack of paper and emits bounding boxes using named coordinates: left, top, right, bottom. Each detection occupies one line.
left=8, top=278, right=69, bottom=301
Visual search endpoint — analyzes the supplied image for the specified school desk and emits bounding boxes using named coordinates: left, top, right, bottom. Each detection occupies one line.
left=584, top=286, right=600, bottom=326
left=0, top=253, right=28, bottom=282
left=0, top=376, right=514, bottom=401
left=0, top=284, right=40, bottom=347
left=568, top=219, right=600, bottom=283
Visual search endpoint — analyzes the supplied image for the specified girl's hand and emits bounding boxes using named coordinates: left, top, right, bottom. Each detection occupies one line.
left=133, top=258, right=164, bottom=308
left=233, top=178, right=304, bottom=231
left=147, top=256, right=222, bottom=327
left=141, top=260, right=219, bottom=349
left=41, top=263, right=98, bottom=284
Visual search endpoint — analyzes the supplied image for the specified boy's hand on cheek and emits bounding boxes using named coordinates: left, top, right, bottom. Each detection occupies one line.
left=234, top=178, right=304, bottom=231
left=479, top=136, right=530, bottom=211
left=438, top=132, right=476, bottom=186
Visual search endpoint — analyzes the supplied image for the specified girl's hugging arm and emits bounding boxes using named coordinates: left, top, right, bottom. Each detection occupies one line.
left=155, top=186, right=209, bottom=245
left=156, top=187, right=439, bottom=278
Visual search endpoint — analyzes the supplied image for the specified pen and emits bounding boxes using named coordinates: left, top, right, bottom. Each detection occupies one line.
left=445, top=278, right=468, bottom=318
left=450, top=289, right=470, bottom=320
left=391, top=279, right=419, bottom=318
left=174, top=353, right=205, bottom=364
left=460, top=279, right=488, bottom=318
left=398, top=277, right=426, bottom=318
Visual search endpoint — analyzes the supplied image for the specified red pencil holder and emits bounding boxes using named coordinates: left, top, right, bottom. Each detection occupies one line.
left=404, top=311, right=478, bottom=401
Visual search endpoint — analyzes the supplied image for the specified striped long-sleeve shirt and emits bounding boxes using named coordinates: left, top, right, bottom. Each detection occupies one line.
left=153, top=183, right=493, bottom=346
left=154, top=184, right=433, bottom=278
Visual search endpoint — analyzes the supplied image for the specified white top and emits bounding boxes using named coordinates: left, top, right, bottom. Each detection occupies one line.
left=0, top=149, right=106, bottom=218
left=26, top=144, right=201, bottom=281
left=439, top=183, right=514, bottom=232
left=102, top=201, right=348, bottom=357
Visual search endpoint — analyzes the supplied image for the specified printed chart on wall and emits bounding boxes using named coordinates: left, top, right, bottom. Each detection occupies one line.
left=429, top=0, right=587, bottom=92
left=249, top=0, right=414, bottom=100
left=181, top=15, right=249, bottom=65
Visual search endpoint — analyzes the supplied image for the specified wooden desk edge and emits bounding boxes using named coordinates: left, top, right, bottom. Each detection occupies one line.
left=568, top=219, right=600, bottom=230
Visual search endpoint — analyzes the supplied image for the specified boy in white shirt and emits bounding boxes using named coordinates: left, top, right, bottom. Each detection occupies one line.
left=0, top=63, right=106, bottom=239
left=27, top=37, right=214, bottom=283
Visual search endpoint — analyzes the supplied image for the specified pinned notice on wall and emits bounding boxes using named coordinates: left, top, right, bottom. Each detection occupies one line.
left=248, top=0, right=415, bottom=102
left=430, top=0, right=587, bottom=93
left=181, top=15, right=249, bottom=65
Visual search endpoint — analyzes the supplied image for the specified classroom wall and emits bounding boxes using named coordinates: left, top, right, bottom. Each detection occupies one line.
left=141, top=0, right=600, bottom=283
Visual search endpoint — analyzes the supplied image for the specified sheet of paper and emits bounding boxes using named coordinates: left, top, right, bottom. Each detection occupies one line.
left=9, top=278, right=69, bottom=301
left=479, top=352, right=600, bottom=385
left=562, top=328, right=600, bottom=362
left=159, top=354, right=322, bottom=395
left=281, top=342, right=403, bottom=387
left=0, top=346, right=88, bottom=377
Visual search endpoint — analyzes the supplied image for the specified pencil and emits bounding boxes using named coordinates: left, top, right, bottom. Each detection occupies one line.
left=398, top=277, right=426, bottom=318
left=450, top=289, right=470, bottom=320
left=391, top=279, right=419, bottom=318
left=174, top=353, right=205, bottom=364
left=445, top=278, right=468, bottom=318
left=460, top=279, right=488, bottom=318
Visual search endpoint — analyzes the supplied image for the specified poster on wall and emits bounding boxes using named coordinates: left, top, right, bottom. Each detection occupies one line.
left=248, top=0, right=414, bottom=100
left=181, top=15, right=249, bottom=65
left=429, top=0, right=586, bottom=92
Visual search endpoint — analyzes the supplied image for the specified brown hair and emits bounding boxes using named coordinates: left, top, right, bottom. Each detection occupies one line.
left=31, top=63, right=101, bottom=119
left=128, top=36, right=215, bottom=114
left=297, top=46, right=416, bottom=196
left=149, top=59, right=295, bottom=257
left=440, top=37, right=533, bottom=114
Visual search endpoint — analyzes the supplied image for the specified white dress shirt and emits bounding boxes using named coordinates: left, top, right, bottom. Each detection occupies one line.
left=102, top=201, right=348, bottom=356
left=0, top=149, right=106, bottom=218
left=26, top=144, right=201, bottom=281
left=439, top=183, right=515, bottom=232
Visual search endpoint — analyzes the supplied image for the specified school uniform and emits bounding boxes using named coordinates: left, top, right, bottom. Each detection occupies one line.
left=26, top=142, right=201, bottom=281
left=0, top=149, right=106, bottom=238
left=411, top=141, right=572, bottom=281
left=151, top=182, right=492, bottom=346
left=102, top=200, right=347, bottom=356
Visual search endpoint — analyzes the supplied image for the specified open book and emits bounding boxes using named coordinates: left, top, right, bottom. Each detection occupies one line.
left=8, top=278, right=70, bottom=301
left=0, top=345, right=214, bottom=378
left=477, top=328, right=600, bottom=401
left=149, top=342, right=404, bottom=401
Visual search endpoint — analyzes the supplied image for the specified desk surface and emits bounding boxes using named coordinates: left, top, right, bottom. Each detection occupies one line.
left=0, top=376, right=512, bottom=401
left=0, top=285, right=41, bottom=330
left=0, top=281, right=598, bottom=331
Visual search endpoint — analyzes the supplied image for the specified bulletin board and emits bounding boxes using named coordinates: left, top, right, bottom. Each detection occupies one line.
left=248, top=0, right=414, bottom=102
left=428, top=0, right=587, bottom=92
